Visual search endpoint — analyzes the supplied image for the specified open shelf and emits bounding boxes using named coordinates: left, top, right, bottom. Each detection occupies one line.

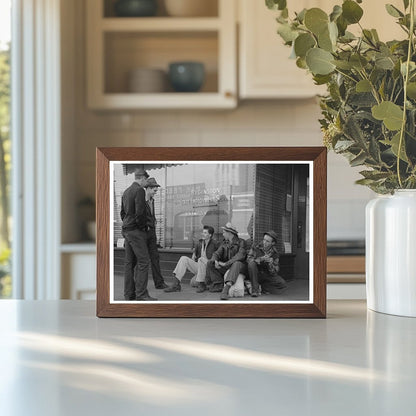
left=104, top=31, right=218, bottom=94
left=87, top=0, right=236, bottom=109
left=90, top=92, right=234, bottom=109
left=103, top=0, right=219, bottom=18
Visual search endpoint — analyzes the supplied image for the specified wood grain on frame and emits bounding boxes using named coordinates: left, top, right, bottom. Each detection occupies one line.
left=96, top=147, right=327, bottom=318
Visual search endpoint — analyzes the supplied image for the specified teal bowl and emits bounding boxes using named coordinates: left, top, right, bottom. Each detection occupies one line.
left=114, top=0, right=157, bottom=17
left=168, top=62, right=205, bottom=92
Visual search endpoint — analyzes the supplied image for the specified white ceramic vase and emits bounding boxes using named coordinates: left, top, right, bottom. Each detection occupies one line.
left=366, top=189, right=416, bottom=317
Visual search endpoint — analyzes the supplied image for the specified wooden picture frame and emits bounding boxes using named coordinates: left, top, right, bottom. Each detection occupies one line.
left=96, top=147, right=327, bottom=318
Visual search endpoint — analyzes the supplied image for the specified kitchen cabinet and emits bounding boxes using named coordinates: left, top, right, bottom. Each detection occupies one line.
left=61, top=244, right=96, bottom=300
left=327, top=256, right=365, bottom=283
left=86, top=0, right=237, bottom=109
left=238, top=0, right=404, bottom=99
left=238, top=0, right=325, bottom=99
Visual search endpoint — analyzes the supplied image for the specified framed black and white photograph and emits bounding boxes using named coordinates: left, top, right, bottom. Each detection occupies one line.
left=96, top=147, right=327, bottom=317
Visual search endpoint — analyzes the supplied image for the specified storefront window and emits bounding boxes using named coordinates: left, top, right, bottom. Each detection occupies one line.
left=114, top=162, right=309, bottom=256
left=114, top=163, right=255, bottom=249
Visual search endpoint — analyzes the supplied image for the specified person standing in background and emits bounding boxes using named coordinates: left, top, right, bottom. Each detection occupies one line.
left=120, top=168, right=151, bottom=301
left=143, top=177, right=168, bottom=294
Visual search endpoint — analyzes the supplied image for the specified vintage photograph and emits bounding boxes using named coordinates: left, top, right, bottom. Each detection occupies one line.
left=110, top=161, right=313, bottom=303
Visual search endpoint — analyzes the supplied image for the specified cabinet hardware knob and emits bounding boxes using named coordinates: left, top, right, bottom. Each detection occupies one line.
left=225, top=91, right=234, bottom=98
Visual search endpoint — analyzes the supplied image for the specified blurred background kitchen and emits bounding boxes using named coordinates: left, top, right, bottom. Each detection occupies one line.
left=1, top=0, right=403, bottom=300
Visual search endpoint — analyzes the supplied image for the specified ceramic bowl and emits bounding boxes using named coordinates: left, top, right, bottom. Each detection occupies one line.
left=114, top=0, right=158, bottom=17
left=168, top=62, right=205, bottom=92
left=128, top=68, right=167, bottom=93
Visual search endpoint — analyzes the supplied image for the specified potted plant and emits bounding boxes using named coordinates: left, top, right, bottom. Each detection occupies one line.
left=266, top=0, right=416, bottom=316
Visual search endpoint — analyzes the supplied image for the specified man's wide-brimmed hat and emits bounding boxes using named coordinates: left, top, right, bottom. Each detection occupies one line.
left=221, top=222, right=239, bottom=236
left=264, top=230, right=278, bottom=243
left=145, top=177, right=161, bottom=188
left=134, top=168, right=150, bottom=179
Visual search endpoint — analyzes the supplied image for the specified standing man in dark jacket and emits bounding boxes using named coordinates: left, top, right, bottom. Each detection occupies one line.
left=120, top=168, right=152, bottom=300
left=143, top=177, right=167, bottom=294
left=247, top=230, right=287, bottom=297
left=206, top=222, right=247, bottom=300
left=164, top=225, right=219, bottom=293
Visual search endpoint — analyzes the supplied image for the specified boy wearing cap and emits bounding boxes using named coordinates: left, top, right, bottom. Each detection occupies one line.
left=247, top=230, right=287, bottom=297
left=206, top=222, right=247, bottom=300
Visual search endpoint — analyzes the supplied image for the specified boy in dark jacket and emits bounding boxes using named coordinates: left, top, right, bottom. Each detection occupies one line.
left=164, top=226, right=219, bottom=293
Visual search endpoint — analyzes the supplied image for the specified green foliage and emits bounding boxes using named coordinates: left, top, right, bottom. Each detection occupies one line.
left=266, top=0, right=416, bottom=194
left=0, top=247, right=11, bottom=298
left=0, top=47, right=10, bottom=129
left=306, top=48, right=336, bottom=74
left=266, top=0, right=287, bottom=11
left=372, top=101, right=404, bottom=130
left=342, top=1, right=363, bottom=24
left=0, top=45, right=11, bottom=255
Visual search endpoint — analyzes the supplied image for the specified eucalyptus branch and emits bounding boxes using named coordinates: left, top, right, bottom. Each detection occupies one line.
left=397, top=0, right=415, bottom=188
left=399, top=25, right=410, bottom=35
left=267, top=1, right=416, bottom=193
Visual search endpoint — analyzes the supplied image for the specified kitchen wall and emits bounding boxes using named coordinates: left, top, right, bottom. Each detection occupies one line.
left=61, top=0, right=375, bottom=243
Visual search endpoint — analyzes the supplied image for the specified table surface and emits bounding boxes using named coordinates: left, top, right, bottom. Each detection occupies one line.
left=1, top=300, right=415, bottom=416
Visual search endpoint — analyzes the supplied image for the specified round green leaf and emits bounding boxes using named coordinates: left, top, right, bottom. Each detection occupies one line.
left=294, top=33, right=316, bottom=58
left=313, top=74, right=332, bottom=85
left=375, top=56, right=395, bottom=70
left=401, top=61, right=416, bottom=76
left=318, top=27, right=334, bottom=52
left=336, top=15, right=348, bottom=36
left=306, top=48, right=336, bottom=75
left=356, top=80, right=372, bottom=92
left=371, top=101, right=404, bottom=131
left=407, top=82, right=416, bottom=99
left=342, top=0, right=363, bottom=24
left=296, top=8, right=307, bottom=23
left=328, top=21, right=338, bottom=44
left=296, top=57, right=308, bottom=69
left=350, top=54, right=368, bottom=70
left=333, top=60, right=353, bottom=70
left=304, top=8, right=328, bottom=35
left=389, top=132, right=408, bottom=162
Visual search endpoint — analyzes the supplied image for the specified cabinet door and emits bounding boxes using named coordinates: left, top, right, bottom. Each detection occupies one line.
left=239, top=0, right=404, bottom=99
left=239, top=0, right=325, bottom=99
left=62, top=253, right=96, bottom=300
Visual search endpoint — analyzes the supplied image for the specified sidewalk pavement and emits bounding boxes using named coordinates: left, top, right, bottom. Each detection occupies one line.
left=114, top=273, right=309, bottom=302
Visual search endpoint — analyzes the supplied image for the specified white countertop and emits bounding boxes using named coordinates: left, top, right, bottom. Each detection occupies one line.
left=0, top=300, right=415, bottom=415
